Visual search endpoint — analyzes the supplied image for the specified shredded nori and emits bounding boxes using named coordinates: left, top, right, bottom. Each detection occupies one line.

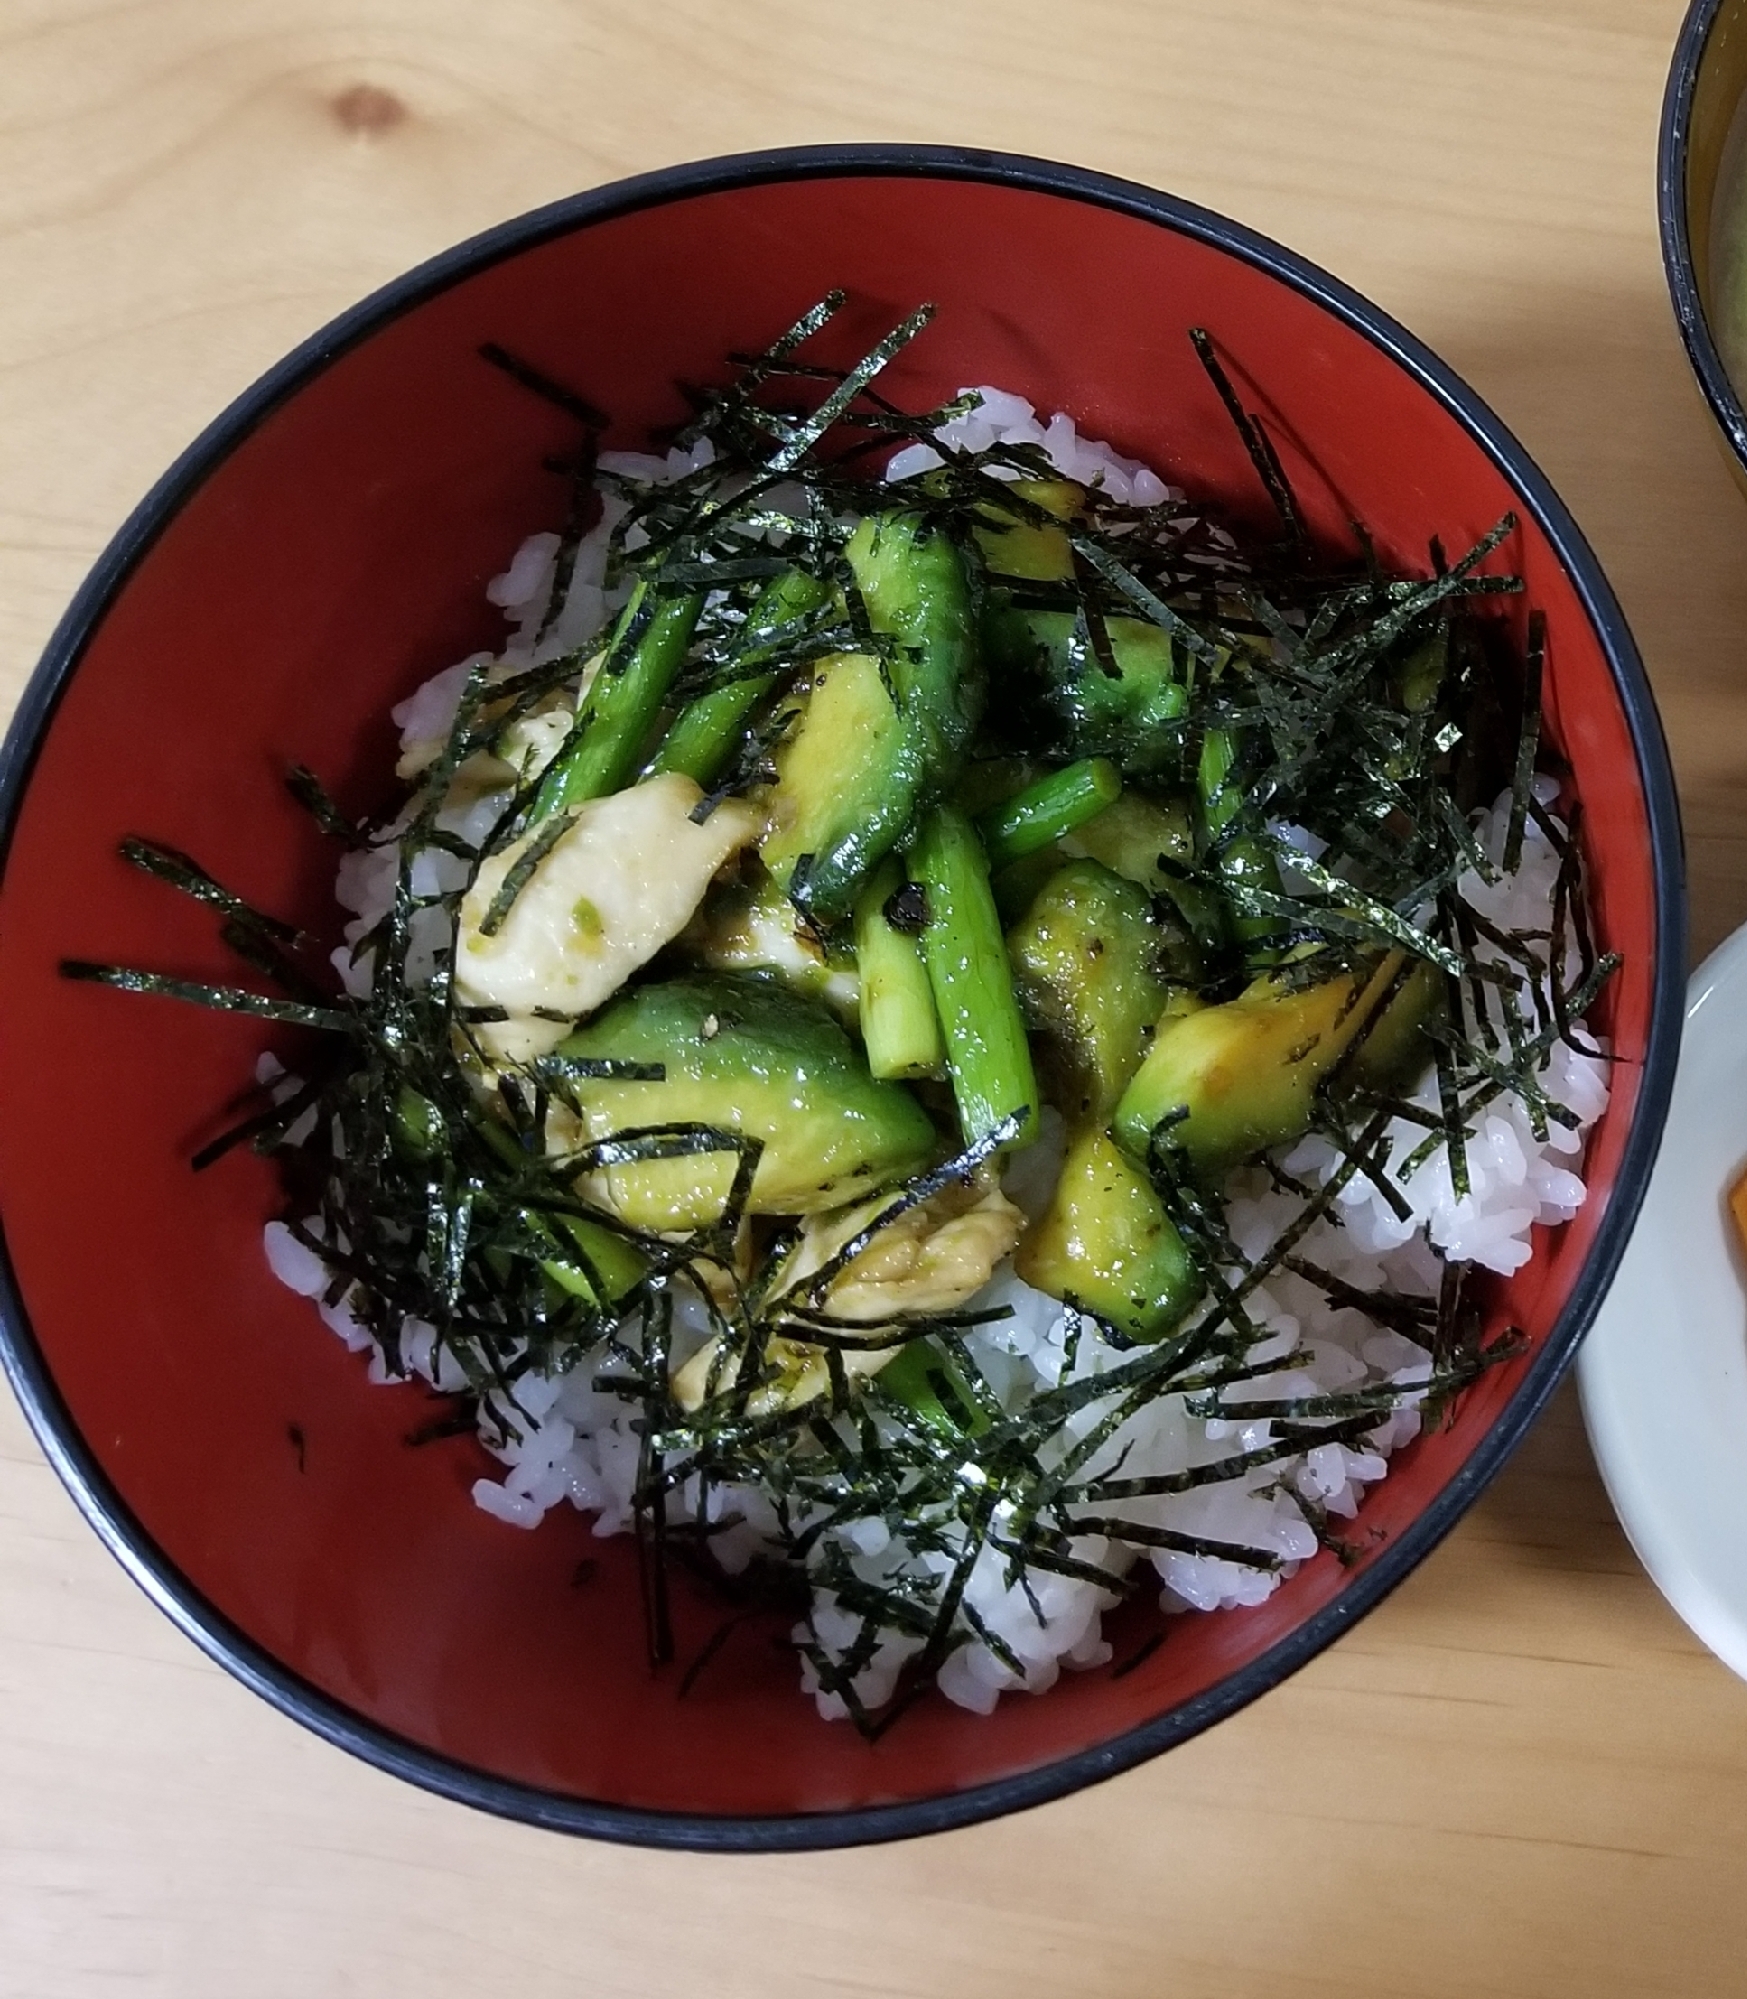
left=64, top=293, right=1614, bottom=1733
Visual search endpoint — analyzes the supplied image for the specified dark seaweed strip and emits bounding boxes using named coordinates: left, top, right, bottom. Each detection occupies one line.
left=1071, top=1411, right=1387, bottom=1502
left=1188, top=327, right=1307, bottom=552
left=707, top=290, right=847, bottom=414
left=209, top=915, right=330, bottom=1008
left=1064, top=1516, right=1286, bottom=1570
left=1311, top=1103, right=1415, bottom=1223
left=1185, top=1360, right=1482, bottom=1422
left=535, top=451, right=602, bottom=651
left=1010, top=1336, right=1222, bottom=1529
left=404, top=656, right=495, bottom=855
left=599, top=581, right=664, bottom=680
left=1166, top=1348, right=1328, bottom=1401
left=438, top=1181, right=477, bottom=1315
left=405, top=1401, right=480, bottom=1448
left=1397, top=959, right=1610, bottom=1178
left=689, top=695, right=804, bottom=826
left=467, top=646, right=601, bottom=760
left=772, top=1300, right=1013, bottom=1335
left=1221, top=1110, right=1393, bottom=1308
left=1110, top=1631, right=1167, bottom=1679
left=533, top=1055, right=667, bottom=1083
left=1543, top=800, right=1609, bottom=1060
left=117, top=838, right=303, bottom=947
left=958, top=1600, right=1029, bottom=1680
left=986, top=1533, right=1135, bottom=1596
left=475, top=810, right=577, bottom=937
left=669, top=598, right=850, bottom=701
left=763, top=1314, right=1005, bottom=1354
left=285, top=766, right=365, bottom=847
left=1431, top=785, right=1500, bottom=887
left=676, top=1610, right=753, bottom=1699
left=190, top=1069, right=330, bottom=1172
left=1499, top=991, right=1551, bottom=1144
left=1502, top=610, right=1546, bottom=875
left=634, top=1290, right=676, bottom=1669
left=1072, top=537, right=1223, bottom=668
left=478, top=341, right=606, bottom=430
left=1242, top=589, right=1305, bottom=658
left=1299, top=518, right=1518, bottom=694
left=59, top=962, right=354, bottom=1031
left=657, top=555, right=797, bottom=588
left=1533, top=794, right=1596, bottom=961
left=1259, top=847, right=1467, bottom=977
left=885, top=1493, right=999, bottom=1701
left=558, top=1121, right=757, bottom=1177
left=1432, top=1257, right=1468, bottom=1372
left=934, top=1331, right=1007, bottom=1431
left=1278, top=1255, right=1438, bottom=1335
left=1311, top=951, right=1425, bottom=1109
left=757, top=306, right=936, bottom=480
left=1433, top=959, right=1472, bottom=1199
left=1458, top=900, right=1552, bottom=987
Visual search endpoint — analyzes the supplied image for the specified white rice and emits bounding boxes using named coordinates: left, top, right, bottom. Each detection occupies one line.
left=270, top=391, right=1609, bottom=1720
left=885, top=385, right=1179, bottom=508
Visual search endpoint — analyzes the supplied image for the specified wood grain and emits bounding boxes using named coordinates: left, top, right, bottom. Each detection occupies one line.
left=4, top=3, right=1746, bottom=1994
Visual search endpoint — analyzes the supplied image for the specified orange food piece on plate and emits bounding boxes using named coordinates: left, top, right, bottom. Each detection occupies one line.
left=1730, top=1167, right=1747, bottom=1257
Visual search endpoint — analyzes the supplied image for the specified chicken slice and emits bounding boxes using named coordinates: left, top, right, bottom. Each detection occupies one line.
left=456, top=773, right=762, bottom=1063
left=669, top=1173, right=1024, bottom=1412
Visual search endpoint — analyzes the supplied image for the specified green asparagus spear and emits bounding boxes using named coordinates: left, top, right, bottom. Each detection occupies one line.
left=852, top=854, right=946, bottom=1080
left=532, top=580, right=704, bottom=817
left=645, top=567, right=832, bottom=789
left=975, top=757, right=1121, bottom=872
left=906, top=804, right=1038, bottom=1149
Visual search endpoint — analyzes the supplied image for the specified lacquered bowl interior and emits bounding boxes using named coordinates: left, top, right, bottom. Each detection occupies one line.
left=0, top=156, right=1679, bottom=1845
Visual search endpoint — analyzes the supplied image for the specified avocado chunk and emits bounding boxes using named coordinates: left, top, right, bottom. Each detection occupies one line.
left=985, top=608, right=1190, bottom=775
left=877, top=1335, right=994, bottom=1438
left=760, top=511, right=982, bottom=921
left=1112, top=950, right=1436, bottom=1180
left=1060, top=787, right=1222, bottom=966
left=1005, top=860, right=1203, bottom=1340
left=972, top=479, right=1193, bottom=776
left=1349, top=957, right=1443, bottom=1096
left=1007, top=859, right=1175, bottom=1119
left=1061, top=788, right=1195, bottom=894
left=972, top=477, right=1083, bottom=582
left=1014, top=1127, right=1201, bottom=1341
left=548, top=972, right=936, bottom=1228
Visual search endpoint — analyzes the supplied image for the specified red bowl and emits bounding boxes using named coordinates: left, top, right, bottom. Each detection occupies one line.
left=0, top=148, right=1684, bottom=1848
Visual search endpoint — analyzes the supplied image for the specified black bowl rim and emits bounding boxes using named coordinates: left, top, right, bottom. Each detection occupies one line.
left=1662, top=0, right=1747, bottom=470
left=0, top=142, right=1687, bottom=1853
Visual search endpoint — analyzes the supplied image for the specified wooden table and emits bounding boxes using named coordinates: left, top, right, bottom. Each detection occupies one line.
left=4, top=2, right=1746, bottom=1993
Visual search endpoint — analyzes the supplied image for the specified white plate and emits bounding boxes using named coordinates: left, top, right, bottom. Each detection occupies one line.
left=1579, top=922, right=1747, bottom=1679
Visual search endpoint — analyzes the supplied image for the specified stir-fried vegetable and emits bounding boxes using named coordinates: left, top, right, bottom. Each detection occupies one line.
left=760, top=510, right=984, bottom=921
left=65, top=292, right=1615, bottom=1734
left=1006, top=859, right=1202, bottom=1340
